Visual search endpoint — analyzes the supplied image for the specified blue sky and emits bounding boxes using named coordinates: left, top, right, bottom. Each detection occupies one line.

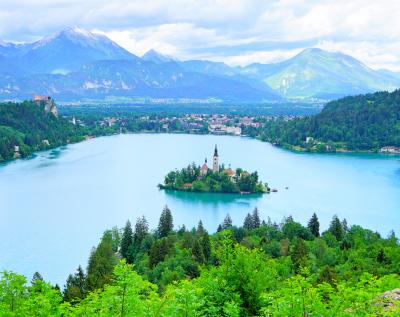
left=1, top=0, right=399, bottom=70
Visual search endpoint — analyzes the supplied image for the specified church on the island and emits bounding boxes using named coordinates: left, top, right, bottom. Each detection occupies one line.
left=200, top=145, right=236, bottom=179
left=200, top=145, right=219, bottom=176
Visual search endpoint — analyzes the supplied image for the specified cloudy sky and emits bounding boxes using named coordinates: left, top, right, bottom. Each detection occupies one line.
left=1, top=0, right=400, bottom=70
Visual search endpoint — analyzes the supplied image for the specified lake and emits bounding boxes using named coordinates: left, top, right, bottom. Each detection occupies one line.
left=0, top=133, right=399, bottom=285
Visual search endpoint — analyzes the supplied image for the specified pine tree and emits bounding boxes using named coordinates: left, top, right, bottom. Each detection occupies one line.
left=329, top=215, right=344, bottom=241
left=217, top=224, right=223, bottom=232
left=243, top=213, right=253, bottom=230
left=75, top=266, right=86, bottom=293
left=192, top=239, right=205, bottom=264
left=252, top=207, right=261, bottom=228
left=291, top=238, right=308, bottom=274
left=376, top=249, right=391, bottom=264
left=134, top=216, right=149, bottom=246
left=157, top=205, right=174, bottom=238
left=221, top=214, right=233, bottom=230
left=197, top=220, right=205, bottom=235
left=63, top=265, right=86, bottom=302
left=201, top=232, right=212, bottom=262
left=307, top=213, right=320, bottom=237
left=149, top=238, right=171, bottom=268
left=120, top=220, right=133, bottom=261
left=86, top=231, right=118, bottom=291
left=31, top=272, right=43, bottom=285
left=261, top=220, right=266, bottom=226
left=342, top=218, right=349, bottom=233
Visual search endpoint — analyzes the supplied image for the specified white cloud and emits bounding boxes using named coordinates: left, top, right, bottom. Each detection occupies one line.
left=0, top=0, right=400, bottom=70
left=96, top=23, right=259, bottom=59
left=316, top=40, right=400, bottom=72
left=204, top=49, right=303, bottom=66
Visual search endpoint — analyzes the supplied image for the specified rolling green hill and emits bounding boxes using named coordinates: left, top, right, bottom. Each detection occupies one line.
left=261, top=89, right=400, bottom=151
left=0, top=100, right=84, bottom=161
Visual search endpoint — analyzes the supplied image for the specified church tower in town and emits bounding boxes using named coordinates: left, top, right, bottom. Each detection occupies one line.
left=213, top=145, right=219, bottom=173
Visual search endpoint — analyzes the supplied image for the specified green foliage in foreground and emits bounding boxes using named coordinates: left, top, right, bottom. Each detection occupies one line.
left=160, top=163, right=269, bottom=193
left=1, top=210, right=400, bottom=316
left=260, top=89, right=400, bottom=152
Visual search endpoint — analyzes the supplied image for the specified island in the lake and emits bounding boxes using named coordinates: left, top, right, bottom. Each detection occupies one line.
left=159, top=145, right=270, bottom=194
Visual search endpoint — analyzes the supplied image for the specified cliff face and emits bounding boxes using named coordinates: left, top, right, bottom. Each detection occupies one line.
left=33, top=96, right=58, bottom=117
left=45, top=99, right=58, bottom=117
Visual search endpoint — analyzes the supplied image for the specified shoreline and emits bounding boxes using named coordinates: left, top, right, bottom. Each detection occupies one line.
left=2, top=130, right=399, bottom=165
left=159, top=187, right=267, bottom=196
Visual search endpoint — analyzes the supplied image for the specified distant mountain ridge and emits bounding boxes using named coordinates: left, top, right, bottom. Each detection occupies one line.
left=0, top=27, right=136, bottom=75
left=0, top=28, right=399, bottom=102
left=142, top=49, right=175, bottom=63
left=241, top=48, right=400, bottom=100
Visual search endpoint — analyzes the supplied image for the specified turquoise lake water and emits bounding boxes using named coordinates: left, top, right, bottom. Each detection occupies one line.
left=0, top=133, right=399, bottom=285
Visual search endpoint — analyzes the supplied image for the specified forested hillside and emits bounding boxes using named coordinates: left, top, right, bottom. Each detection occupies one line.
left=261, top=89, right=400, bottom=152
left=0, top=101, right=84, bottom=161
left=1, top=207, right=399, bottom=316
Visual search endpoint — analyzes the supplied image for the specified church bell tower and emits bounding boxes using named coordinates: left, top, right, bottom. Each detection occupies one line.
left=213, top=145, right=219, bottom=173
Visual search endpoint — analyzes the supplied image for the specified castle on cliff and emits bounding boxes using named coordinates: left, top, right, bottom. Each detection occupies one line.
left=32, top=95, right=58, bottom=117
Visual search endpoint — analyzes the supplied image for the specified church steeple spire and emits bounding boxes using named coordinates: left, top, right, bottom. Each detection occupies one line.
left=213, top=144, right=219, bottom=172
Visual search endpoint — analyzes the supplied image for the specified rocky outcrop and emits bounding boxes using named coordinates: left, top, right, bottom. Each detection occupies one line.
left=377, top=288, right=400, bottom=313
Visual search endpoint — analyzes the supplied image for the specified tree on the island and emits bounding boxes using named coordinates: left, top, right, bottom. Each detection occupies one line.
left=31, top=272, right=44, bottom=285
left=221, top=214, right=233, bottom=230
left=86, top=231, right=118, bottom=291
left=63, top=266, right=86, bottom=302
left=252, top=207, right=261, bottom=228
left=291, top=238, right=308, bottom=274
left=328, top=215, right=345, bottom=241
left=120, top=220, right=133, bottom=261
left=307, top=213, right=320, bottom=237
left=157, top=205, right=174, bottom=238
left=243, top=213, right=253, bottom=230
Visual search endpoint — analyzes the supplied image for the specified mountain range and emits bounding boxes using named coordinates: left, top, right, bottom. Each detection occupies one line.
left=0, top=27, right=399, bottom=102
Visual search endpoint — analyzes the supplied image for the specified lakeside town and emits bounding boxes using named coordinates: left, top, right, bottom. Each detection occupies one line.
left=67, top=108, right=400, bottom=154
left=72, top=112, right=294, bottom=136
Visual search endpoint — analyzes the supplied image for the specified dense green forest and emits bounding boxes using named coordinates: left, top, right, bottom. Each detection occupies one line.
left=1, top=207, right=399, bottom=316
left=260, top=89, right=400, bottom=152
left=159, top=164, right=269, bottom=193
left=0, top=101, right=85, bottom=161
